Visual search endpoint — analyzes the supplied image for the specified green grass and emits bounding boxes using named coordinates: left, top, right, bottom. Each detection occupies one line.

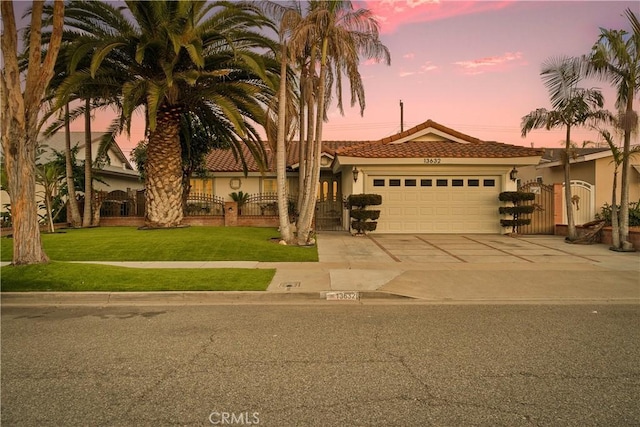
left=1, top=226, right=318, bottom=262
left=1, top=262, right=274, bottom=292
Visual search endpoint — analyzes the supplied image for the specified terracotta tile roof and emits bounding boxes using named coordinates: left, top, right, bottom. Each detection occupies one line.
left=203, top=119, right=543, bottom=172
left=336, top=140, right=543, bottom=158
left=204, top=140, right=364, bottom=172
left=337, top=119, right=543, bottom=158
left=541, top=147, right=610, bottom=162
left=379, top=119, right=483, bottom=144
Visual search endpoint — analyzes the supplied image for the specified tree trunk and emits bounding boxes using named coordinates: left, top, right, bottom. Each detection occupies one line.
left=64, top=103, right=82, bottom=227
left=276, top=44, right=292, bottom=243
left=82, top=98, right=93, bottom=227
left=0, top=0, right=64, bottom=265
left=610, top=169, right=620, bottom=249
left=298, top=39, right=329, bottom=245
left=618, top=94, right=634, bottom=250
left=563, top=126, right=577, bottom=241
left=144, top=105, right=184, bottom=228
left=297, top=68, right=307, bottom=213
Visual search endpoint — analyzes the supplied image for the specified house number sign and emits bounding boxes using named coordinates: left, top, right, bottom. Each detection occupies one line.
left=423, top=158, right=442, bottom=164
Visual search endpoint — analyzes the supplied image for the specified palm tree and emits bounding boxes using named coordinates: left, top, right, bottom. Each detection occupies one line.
left=54, top=0, right=277, bottom=228
left=585, top=8, right=639, bottom=251
left=289, top=0, right=390, bottom=245
left=261, top=1, right=304, bottom=243
left=521, top=56, right=610, bottom=241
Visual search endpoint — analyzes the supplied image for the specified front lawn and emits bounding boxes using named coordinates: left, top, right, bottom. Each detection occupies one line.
left=1, top=262, right=274, bottom=292
left=1, top=226, right=318, bottom=262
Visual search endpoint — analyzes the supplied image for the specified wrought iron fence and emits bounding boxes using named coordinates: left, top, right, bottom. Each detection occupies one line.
left=185, top=192, right=225, bottom=216
left=97, top=190, right=142, bottom=217
left=239, top=193, right=297, bottom=217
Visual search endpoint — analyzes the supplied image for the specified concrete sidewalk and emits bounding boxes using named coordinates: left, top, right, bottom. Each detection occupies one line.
left=265, top=232, right=640, bottom=303
left=2, top=232, right=639, bottom=304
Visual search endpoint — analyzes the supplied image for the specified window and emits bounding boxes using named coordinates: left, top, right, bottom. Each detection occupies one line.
left=405, top=179, right=417, bottom=187
left=483, top=179, right=496, bottom=187
left=389, top=179, right=401, bottom=187
left=468, top=179, right=479, bottom=187
left=536, top=176, right=543, bottom=184
left=190, top=178, right=214, bottom=196
left=436, top=179, right=448, bottom=187
left=373, top=179, right=385, bottom=187
left=452, top=179, right=463, bottom=187
left=262, top=178, right=277, bottom=193
left=420, top=179, right=432, bottom=187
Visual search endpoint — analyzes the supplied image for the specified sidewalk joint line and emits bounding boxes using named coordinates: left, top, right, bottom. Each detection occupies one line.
left=462, top=236, right=534, bottom=263
left=367, top=235, right=402, bottom=262
left=512, top=236, right=601, bottom=262
left=415, top=236, right=467, bottom=263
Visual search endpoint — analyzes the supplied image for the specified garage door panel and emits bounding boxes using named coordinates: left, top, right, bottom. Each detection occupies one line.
left=369, top=175, right=501, bottom=233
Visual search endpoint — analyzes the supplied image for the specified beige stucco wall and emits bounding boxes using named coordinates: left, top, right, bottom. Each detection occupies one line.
left=522, top=155, right=640, bottom=214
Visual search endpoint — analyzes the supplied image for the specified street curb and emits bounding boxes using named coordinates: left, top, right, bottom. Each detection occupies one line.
left=0, top=290, right=412, bottom=306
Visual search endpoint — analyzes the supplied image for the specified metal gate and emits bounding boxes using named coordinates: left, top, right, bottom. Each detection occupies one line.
left=518, top=181, right=555, bottom=235
left=315, top=200, right=344, bottom=231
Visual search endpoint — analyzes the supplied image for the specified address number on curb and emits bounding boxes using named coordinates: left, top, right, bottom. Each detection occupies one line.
left=326, top=291, right=360, bottom=301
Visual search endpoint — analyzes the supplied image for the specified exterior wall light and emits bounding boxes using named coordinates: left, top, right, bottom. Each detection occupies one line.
left=352, top=166, right=359, bottom=183
left=509, top=167, right=518, bottom=182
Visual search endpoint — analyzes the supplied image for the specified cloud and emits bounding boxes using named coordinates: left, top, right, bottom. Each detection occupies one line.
left=403, top=53, right=416, bottom=60
left=363, top=0, right=514, bottom=34
left=399, top=61, right=438, bottom=77
left=454, top=52, right=524, bottom=75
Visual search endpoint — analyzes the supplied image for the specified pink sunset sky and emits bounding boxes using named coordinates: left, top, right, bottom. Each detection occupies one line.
left=13, top=1, right=639, bottom=157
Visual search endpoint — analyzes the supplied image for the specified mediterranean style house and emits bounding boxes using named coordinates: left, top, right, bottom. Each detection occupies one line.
left=195, top=119, right=543, bottom=234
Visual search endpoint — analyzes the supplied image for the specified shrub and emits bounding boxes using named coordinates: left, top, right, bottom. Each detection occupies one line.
left=595, top=201, right=640, bottom=227
left=499, top=191, right=535, bottom=233
left=348, top=193, right=382, bottom=235
left=347, top=194, right=382, bottom=209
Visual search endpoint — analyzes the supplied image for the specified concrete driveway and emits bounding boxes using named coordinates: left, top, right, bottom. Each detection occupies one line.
left=267, top=232, right=640, bottom=302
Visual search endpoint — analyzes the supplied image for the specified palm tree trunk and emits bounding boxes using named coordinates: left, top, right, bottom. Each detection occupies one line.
left=610, top=169, right=621, bottom=249
left=296, top=78, right=318, bottom=245
left=64, top=103, right=81, bottom=227
left=82, top=98, right=93, bottom=227
left=144, top=105, right=184, bottom=228
left=564, top=126, right=577, bottom=241
left=297, top=70, right=307, bottom=213
left=618, top=95, right=634, bottom=249
left=276, top=44, right=292, bottom=242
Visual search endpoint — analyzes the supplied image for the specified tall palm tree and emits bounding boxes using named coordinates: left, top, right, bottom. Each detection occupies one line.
left=261, top=1, right=304, bottom=243
left=290, top=0, right=390, bottom=245
left=54, top=0, right=277, bottom=228
left=521, top=56, right=610, bottom=241
left=585, top=8, right=639, bottom=251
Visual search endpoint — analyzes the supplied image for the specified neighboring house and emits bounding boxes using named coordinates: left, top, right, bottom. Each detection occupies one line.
left=197, top=119, right=543, bottom=234
left=0, top=132, right=142, bottom=220
left=517, top=146, right=640, bottom=225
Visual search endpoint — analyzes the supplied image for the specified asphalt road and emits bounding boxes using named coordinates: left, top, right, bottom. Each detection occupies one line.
left=2, top=304, right=639, bottom=426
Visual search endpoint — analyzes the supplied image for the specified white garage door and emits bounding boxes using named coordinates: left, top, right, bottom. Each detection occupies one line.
left=368, top=176, right=502, bottom=233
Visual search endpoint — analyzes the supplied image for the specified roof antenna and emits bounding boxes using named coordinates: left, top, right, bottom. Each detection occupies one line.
left=399, top=99, right=404, bottom=133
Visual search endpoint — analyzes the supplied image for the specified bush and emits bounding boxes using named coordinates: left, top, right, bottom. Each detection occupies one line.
left=498, top=191, right=535, bottom=233
left=595, top=201, right=640, bottom=227
left=350, top=210, right=380, bottom=221
left=498, top=191, right=535, bottom=203
left=348, top=194, right=382, bottom=209
left=499, top=206, right=535, bottom=216
left=351, top=220, right=378, bottom=232
left=349, top=193, right=382, bottom=235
